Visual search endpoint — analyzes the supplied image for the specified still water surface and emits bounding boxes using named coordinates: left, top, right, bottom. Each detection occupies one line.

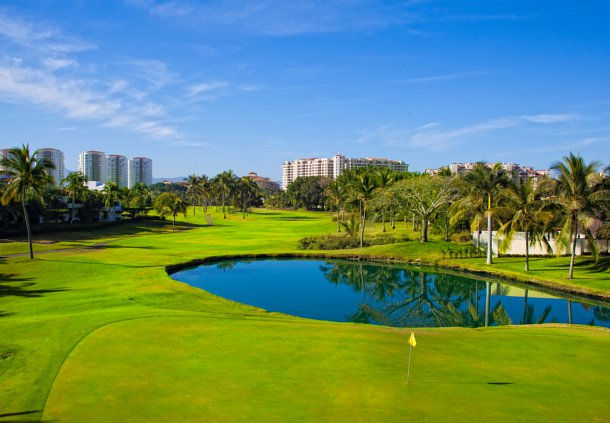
left=171, top=258, right=610, bottom=328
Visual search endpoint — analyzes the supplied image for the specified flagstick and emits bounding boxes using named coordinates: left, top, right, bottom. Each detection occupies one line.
left=407, top=343, right=412, bottom=384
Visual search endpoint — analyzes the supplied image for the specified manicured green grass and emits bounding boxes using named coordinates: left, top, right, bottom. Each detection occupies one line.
left=0, top=208, right=608, bottom=422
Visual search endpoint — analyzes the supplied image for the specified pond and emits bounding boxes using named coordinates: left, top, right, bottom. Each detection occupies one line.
left=171, top=258, right=610, bottom=328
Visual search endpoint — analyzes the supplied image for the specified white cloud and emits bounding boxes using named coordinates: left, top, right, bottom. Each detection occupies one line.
left=0, top=10, right=182, bottom=140
left=394, top=71, right=497, bottom=84
left=410, top=114, right=580, bottom=151
left=188, top=81, right=229, bottom=95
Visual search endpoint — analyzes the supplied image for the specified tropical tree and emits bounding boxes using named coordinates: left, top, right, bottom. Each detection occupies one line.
left=496, top=178, right=555, bottom=271
left=0, top=144, right=54, bottom=259
left=153, top=192, right=187, bottom=231
left=458, top=163, right=510, bottom=264
left=101, top=182, right=122, bottom=209
left=394, top=175, right=456, bottom=242
left=127, top=182, right=152, bottom=216
left=550, top=153, right=607, bottom=279
left=62, top=171, right=87, bottom=222
left=325, top=179, right=345, bottom=233
left=374, top=167, right=396, bottom=232
left=215, top=170, right=236, bottom=219
left=184, top=174, right=203, bottom=215
left=237, top=176, right=260, bottom=217
left=349, top=168, right=379, bottom=247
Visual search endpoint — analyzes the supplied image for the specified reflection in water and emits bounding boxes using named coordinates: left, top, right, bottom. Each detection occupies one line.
left=319, top=261, right=609, bottom=328
left=173, top=259, right=610, bottom=328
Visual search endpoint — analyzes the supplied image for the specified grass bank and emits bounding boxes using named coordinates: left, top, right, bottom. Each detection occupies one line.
left=0, top=208, right=608, bottom=422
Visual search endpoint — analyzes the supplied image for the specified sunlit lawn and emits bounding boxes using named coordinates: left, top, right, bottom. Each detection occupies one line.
left=0, top=208, right=608, bottom=422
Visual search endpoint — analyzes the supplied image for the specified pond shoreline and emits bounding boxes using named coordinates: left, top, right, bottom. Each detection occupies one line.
left=165, top=252, right=610, bottom=305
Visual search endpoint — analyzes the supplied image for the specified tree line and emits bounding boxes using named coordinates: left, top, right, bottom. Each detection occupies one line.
left=315, top=154, right=608, bottom=278
left=0, top=145, right=266, bottom=258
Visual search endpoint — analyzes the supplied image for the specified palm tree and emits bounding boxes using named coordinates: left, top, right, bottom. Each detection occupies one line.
left=62, top=171, right=87, bottom=222
left=551, top=153, right=606, bottom=279
left=497, top=178, right=554, bottom=271
left=167, top=196, right=187, bottom=231
left=0, top=144, right=54, bottom=259
left=184, top=174, right=203, bottom=215
left=349, top=168, right=378, bottom=248
left=460, top=163, right=510, bottom=264
left=215, top=170, right=236, bottom=219
left=238, top=176, right=260, bottom=217
left=375, top=167, right=396, bottom=232
left=101, top=182, right=121, bottom=209
left=129, top=182, right=152, bottom=215
left=325, top=180, right=345, bottom=233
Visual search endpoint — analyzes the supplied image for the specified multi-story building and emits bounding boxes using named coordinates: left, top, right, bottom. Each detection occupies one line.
left=247, top=172, right=280, bottom=192
left=78, top=151, right=107, bottom=183
left=106, top=154, right=128, bottom=187
left=128, top=157, right=153, bottom=188
left=426, top=162, right=550, bottom=183
left=38, top=148, right=65, bottom=187
left=281, top=154, right=407, bottom=190
left=0, top=148, right=12, bottom=172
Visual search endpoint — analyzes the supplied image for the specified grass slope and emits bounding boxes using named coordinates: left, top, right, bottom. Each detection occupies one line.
left=0, top=208, right=608, bottom=422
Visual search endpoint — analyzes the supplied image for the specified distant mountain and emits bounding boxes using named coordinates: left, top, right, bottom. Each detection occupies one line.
left=152, top=176, right=187, bottom=183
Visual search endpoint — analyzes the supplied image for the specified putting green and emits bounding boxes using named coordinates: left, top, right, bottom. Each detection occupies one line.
left=43, top=317, right=609, bottom=422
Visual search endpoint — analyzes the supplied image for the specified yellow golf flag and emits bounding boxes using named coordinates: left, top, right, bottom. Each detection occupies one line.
left=408, top=332, right=416, bottom=347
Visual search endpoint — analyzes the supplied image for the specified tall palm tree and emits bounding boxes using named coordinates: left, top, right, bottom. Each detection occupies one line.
left=350, top=168, right=379, bottom=247
left=238, top=176, right=260, bottom=217
left=62, top=171, right=87, bottom=222
left=0, top=144, right=54, bottom=259
left=167, top=196, right=187, bottom=232
left=375, top=167, right=396, bottom=232
left=551, top=153, right=606, bottom=279
left=496, top=178, right=554, bottom=271
left=460, top=163, right=510, bottom=264
left=325, top=180, right=345, bottom=233
left=215, top=170, right=236, bottom=219
left=184, top=174, right=203, bottom=215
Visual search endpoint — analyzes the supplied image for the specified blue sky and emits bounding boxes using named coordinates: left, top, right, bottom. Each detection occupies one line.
left=0, top=0, right=609, bottom=179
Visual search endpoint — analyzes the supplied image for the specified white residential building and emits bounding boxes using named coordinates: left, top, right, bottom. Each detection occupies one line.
left=128, top=157, right=153, bottom=188
left=106, top=154, right=129, bottom=187
left=38, top=148, right=65, bottom=187
left=78, top=151, right=107, bottom=183
left=426, top=162, right=550, bottom=183
left=281, top=154, right=407, bottom=190
left=0, top=148, right=12, bottom=173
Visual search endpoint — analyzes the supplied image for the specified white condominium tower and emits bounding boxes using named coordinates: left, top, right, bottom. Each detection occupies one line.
left=106, top=154, right=128, bottom=187
left=78, top=151, right=107, bottom=183
left=38, top=148, right=65, bottom=187
left=128, top=157, right=153, bottom=188
left=281, top=154, right=407, bottom=190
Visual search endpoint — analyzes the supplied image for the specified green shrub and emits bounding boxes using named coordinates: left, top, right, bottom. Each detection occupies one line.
left=451, top=231, right=473, bottom=243
left=298, top=232, right=410, bottom=250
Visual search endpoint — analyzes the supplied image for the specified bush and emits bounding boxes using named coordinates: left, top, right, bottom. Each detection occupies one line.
left=451, top=231, right=473, bottom=243
left=298, top=232, right=411, bottom=250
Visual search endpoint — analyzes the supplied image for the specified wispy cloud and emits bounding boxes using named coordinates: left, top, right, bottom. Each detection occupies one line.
left=410, top=114, right=578, bottom=151
left=0, top=10, right=180, bottom=139
left=126, top=0, right=415, bottom=36
left=357, top=114, right=579, bottom=152
left=188, top=81, right=229, bottom=96
left=393, top=70, right=497, bottom=84
left=497, top=136, right=610, bottom=157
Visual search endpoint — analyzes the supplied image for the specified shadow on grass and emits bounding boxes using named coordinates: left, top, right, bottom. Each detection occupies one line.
left=40, top=257, right=158, bottom=269
left=0, top=273, right=67, bottom=299
left=0, top=410, right=41, bottom=418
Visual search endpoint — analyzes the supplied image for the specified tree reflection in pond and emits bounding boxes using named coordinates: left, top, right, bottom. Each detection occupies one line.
left=320, top=261, right=561, bottom=328
left=174, top=258, right=610, bottom=328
